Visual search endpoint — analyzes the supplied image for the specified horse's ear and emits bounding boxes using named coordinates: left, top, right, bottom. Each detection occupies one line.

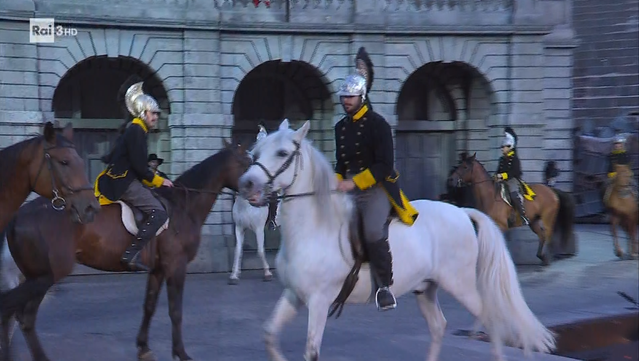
left=293, top=120, right=311, bottom=142
left=222, top=138, right=231, bottom=148
left=279, top=118, right=290, bottom=131
left=471, top=152, right=477, bottom=160
left=43, top=121, right=55, bottom=143
left=61, top=122, right=74, bottom=142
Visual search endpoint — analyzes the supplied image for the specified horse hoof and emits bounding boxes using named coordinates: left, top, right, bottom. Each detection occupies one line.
left=228, top=277, right=239, bottom=285
left=138, top=350, right=158, bottom=361
left=263, top=274, right=273, bottom=282
left=614, top=249, right=624, bottom=259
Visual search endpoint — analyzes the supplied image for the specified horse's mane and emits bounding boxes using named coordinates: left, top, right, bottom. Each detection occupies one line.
left=154, top=147, right=233, bottom=203
left=0, top=133, right=73, bottom=192
left=253, top=128, right=353, bottom=227
left=299, top=136, right=353, bottom=227
left=468, top=156, right=493, bottom=182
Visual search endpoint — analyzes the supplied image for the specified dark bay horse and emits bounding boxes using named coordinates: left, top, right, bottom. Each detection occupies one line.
left=0, top=121, right=99, bottom=231
left=0, top=140, right=251, bottom=361
left=449, top=153, right=575, bottom=265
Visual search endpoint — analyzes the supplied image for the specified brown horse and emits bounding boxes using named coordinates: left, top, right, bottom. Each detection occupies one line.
left=449, top=153, right=574, bottom=265
left=0, top=121, right=99, bottom=231
left=604, top=163, right=638, bottom=259
left=0, top=139, right=251, bottom=361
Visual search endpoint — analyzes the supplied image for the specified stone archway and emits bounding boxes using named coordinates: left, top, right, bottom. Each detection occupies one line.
left=232, top=60, right=333, bottom=152
left=52, top=55, right=171, bottom=184
left=395, top=61, right=496, bottom=201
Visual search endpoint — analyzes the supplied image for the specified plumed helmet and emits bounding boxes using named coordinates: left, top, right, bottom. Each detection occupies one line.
left=125, top=82, right=161, bottom=119
left=502, top=127, right=518, bottom=148
left=337, top=74, right=367, bottom=100
left=613, top=134, right=626, bottom=144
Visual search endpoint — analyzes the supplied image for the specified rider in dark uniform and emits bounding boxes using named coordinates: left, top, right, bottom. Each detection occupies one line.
left=495, top=127, right=529, bottom=225
left=256, top=122, right=280, bottom=231
left=604, top=134, right=637, bottom=202
left=607, top=134, right=631, bottom=179
left=94, top=82, right=174, bottom=272
left=334, top=47, right=419, bottom=312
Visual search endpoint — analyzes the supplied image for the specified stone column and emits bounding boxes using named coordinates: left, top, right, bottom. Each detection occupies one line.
left=177, top=30, right=235, bottom=273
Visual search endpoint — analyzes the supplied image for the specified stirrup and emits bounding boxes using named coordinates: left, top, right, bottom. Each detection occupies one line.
left=375, top=287, right=397, bottom=311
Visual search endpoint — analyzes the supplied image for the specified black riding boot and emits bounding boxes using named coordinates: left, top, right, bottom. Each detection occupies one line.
left=368, top=238, right=397, bottom=311
left=266, top=192, right=279, bottom=231
left=510, top=191, right=529, bottom=225
left=121, top=209, right=168, bottom=272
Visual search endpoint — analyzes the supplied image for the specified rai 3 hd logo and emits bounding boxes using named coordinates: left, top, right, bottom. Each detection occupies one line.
left=29, top=18, right=78, bottom=43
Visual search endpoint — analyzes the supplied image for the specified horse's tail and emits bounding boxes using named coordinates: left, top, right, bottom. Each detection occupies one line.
left=463, top=208, right=556, bottom=355
left=0, top=221, right=21, bottom=292
left=552, top=188, right=576, bottom=251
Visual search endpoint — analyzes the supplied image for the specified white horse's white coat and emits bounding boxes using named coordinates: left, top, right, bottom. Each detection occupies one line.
left=229, top=194, right=281, bottom=284
left=238, top=120, right=556, bottom=361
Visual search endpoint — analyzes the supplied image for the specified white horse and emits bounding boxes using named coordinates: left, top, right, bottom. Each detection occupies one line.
left=237, top=119, right=556, bottom=361
left=228, top=194, right=281, bottom=284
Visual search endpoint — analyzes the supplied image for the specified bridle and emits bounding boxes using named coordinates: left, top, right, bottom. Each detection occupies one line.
left=251, top=140, right=302, bottom=198
left=31, top=141, right=94, bottom=211
left=451, top=160, right=495, bottom=188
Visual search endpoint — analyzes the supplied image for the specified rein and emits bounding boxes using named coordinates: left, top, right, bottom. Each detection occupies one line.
left=31, top=141, right=94, bottom=211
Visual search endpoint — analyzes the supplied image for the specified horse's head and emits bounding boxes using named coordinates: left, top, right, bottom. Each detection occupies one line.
left=239, top=119, right=311, bottom=206
left=32, top=122, right=100, bottom=224
left=220, top=137, right=252, bottom=192
left=449, top=152, right=477, bottom=188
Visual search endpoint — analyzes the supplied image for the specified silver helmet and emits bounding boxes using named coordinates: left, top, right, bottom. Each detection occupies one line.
left=613, top=134, right=626, bottom=144
left=337, top=74, right=367, bottom=101
left=125, top=82, right=161, bottom=119
left=502, top=127, right=517, bottom=148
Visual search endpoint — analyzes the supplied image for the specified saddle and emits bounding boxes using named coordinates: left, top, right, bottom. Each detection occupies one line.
left=498, top=181, right=536, bottom=206
left=115, top=195, right=171, bottom=237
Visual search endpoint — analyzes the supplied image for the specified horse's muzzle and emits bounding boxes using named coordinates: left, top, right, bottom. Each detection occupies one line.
left=239, top=174, right=268, bottom=207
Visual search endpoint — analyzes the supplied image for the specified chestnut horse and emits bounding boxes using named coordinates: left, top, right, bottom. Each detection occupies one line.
left=0, top=140, right=251, bottom=361
left=449, top=153, right=575, bottom=265
left=604, top=164, right=638, bottom=259
left=0, top=121, right=99, bottom=232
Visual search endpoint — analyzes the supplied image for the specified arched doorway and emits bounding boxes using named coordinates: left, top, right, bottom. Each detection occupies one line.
left=395, top=61, right=495, bottom=201
left=52, top=56, right=171, bottom=184
left=232, top=60, right=334, bottom=151
left=230, top=60, right=333, bottom=267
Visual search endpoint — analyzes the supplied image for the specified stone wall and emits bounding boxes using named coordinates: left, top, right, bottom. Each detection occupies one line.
left=573, top=0, right=639, bottom=128
left=1, top=0, right=577, bottom=272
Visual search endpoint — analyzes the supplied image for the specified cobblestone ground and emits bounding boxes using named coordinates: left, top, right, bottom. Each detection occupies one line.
left=7, top=225, right=639, bottom=361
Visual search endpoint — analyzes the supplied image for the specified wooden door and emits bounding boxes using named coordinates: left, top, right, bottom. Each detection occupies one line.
left=395, top=130, right=456, bottom=201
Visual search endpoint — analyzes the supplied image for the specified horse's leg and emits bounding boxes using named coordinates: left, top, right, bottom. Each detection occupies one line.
left=531, top=217, right=551, bottom=266
left=610, top=215, right=624, bottom=259
left=415, top=282, right=447, bottom=361
left=256, top=226, right=272, bottom=281
left=15, top=294, right=49, bottom=361
left=136, top=269, right=165, bottom=361
left=229, top=224, right=245, bottom=285
left=303, top=294, right=331, bottom=361
left=166, top=257, right=192, bottom=361
left=264, top=288, right=301, bottom=361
